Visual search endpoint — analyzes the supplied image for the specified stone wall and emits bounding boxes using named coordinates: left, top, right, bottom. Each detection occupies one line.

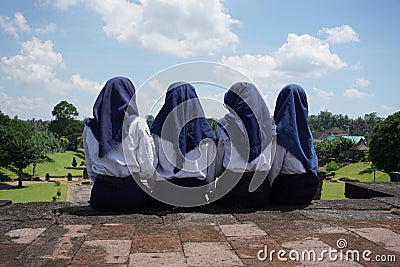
left=389, top=172, right=400, bottom=182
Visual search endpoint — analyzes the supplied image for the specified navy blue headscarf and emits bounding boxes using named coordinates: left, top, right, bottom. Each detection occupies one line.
left=150, top=82, right=216, bottom=168
left=274, top=84, right=318, bottom=177
left=220, top=82, right=272, bottom=163
left=86, top=76, right=138, bottom=158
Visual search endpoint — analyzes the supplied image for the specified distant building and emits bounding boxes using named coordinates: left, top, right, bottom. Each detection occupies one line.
left=313, top=127, right=368, bottom=160
left=349, top=139, right=369, bottom=160
left=313, top=127, right=348, bottom=142
left=326, top=135, right=366, bottom=143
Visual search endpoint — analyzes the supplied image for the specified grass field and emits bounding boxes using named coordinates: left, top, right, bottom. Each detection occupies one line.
left=0, top=150, right=85, bottom=180
left=320, top=162, right=390, bottom=200
left=321, top=181, right=346, bottom=200
left=333, top=162, right=390, bottom=182
left=0, top=182, right=67, bottom=203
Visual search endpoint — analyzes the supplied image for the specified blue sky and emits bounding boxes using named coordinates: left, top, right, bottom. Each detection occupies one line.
left=0, top=0, right=399, bottom=120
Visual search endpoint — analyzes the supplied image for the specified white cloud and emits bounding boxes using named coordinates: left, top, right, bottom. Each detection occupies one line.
left=344, top=88, right=370, bottom=98
left=381, top=105, right=395, bottom=111
left=1, top=37, right=64, bottom=83
left=0, top=92, right=13, bottom=108
left=71, top=74, right=102, bottom=94
left=136, top=79, right=168, bottom=115
left=352, top=62, right=363, bottom=70
left=56, top=0, right=239, bottom=57
left=275, top=33, right=347, bottom=77
left=219, top=33, right=347, bottom=83
left=0, top=91, right=49, bottom=118
left=0, top=12, right=55, bottom=38
left=219, top=54, right=277, bottom=80
left=313, top=87, right=335, bottom=100
left=53, top=0, right=81, bottom=10
left=353, top=77, right=370, bottom=88
left=319, top=25, right=360, bottom=44
left=0, top=12, right=31, bottom=39
left=198, top=94, right=227, bottom=119
left=35, top=23, right=57, bottom=34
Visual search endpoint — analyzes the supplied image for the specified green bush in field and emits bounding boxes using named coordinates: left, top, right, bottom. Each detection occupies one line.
left=326, top=161, right=340, bottom=172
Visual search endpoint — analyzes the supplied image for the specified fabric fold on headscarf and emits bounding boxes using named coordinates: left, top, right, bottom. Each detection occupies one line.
left=219, top=82, right=272, bottom=163
left=150, top=82, right=216, bottom=170
left=273, top=84, right=318, bottom=177
left=85, top=76, right=138, bottom=158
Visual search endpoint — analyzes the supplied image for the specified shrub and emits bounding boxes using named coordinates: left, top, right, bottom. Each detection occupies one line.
left=55, top=180, right=61, bottom=186
left=71, top=157, right=77, bottom=167
left=326, top=161, right=340, bottom=172
left=52, top=195, right=57, bottom=201
left=56, top=189, right=61, bottom=198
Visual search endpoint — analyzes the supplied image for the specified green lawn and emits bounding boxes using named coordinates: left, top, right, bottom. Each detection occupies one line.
left=0, top=182, right=67, bottom=203
left=320, top=162, right=390, bottom=200
left=0, top=150, right=85, bottom=179
left=333, top=162, right=390, bottom=182
left=321, top=181, right=346, bottom=200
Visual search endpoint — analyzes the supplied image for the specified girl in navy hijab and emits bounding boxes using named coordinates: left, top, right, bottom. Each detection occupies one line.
left=214, top=82, right=274, bottom=208
left=151, top=82, right=217, bottom=189
left=83, top=77, right=156, bottom=211
left=268, top=84, right=319, bottom=205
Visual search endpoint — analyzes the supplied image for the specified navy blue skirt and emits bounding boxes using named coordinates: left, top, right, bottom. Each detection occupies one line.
left=213, top=171, right=270, bottom=208
left=90, top=175, right=151, bottom=212
left=270, top=172, right=319, bottom=205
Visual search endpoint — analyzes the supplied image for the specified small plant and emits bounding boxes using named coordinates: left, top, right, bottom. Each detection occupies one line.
left=56, top=189, right=61, bottom=198
left=326, top=161, right=340, bottom=172
left=71, top=157, right=77, bottom=167
left=52, top=195, right=57, bottom=201
left=55, top=180, right=61, bottom=186
left=67, top=173, right=73, bottom=181
left=45, top=173, right=50, bottom=181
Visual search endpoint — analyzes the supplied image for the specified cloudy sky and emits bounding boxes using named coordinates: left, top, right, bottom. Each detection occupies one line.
left=0, top=0, right=399, bottom=120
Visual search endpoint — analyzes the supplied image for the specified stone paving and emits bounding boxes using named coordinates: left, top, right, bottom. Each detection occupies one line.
left=0, top=182, right=400, bottom=266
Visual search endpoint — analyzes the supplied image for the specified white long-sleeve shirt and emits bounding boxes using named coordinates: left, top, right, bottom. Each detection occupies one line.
left=267, top=144, right=307, bottom=185
left=152, top=135, right=217, bottom=184
left=215, top=123, right=274, bottom=177
left=83, top=116, right=157, bottom=181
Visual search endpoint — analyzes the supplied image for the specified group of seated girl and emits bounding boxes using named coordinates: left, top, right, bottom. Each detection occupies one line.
left=83, top=76, right=320, bottom=212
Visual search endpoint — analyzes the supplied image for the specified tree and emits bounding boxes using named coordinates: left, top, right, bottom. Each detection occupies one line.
left=6, top=133, right=36, bottom=187
left=64, top=120, right=84, bottom=150
left=52, top=100, right=79, bottom=120
left=207, top=118, right=217, bottom=131
left=314, top=141, right=332, bottom=160
left=0, top=114, right=55, bottom=186
left=314, top=137, right=355, bottom=160
left=49, top=101, right=79, bottom=139
left=308, top=110, right=381, bottom=136
left=0, top=126, right=12, bottom=168
left=30, top=131, right=59, bottom=176
left=48, top=102, right=83, bottom=151
left=330, top=137, right=355, bottom=158
left=363, top=112, right=382, bottom=140
left=145, top=115, right=154, bottom=128
left=369, top=111, right=400, bottom=173
left=0, top=110, right=10, bottom=126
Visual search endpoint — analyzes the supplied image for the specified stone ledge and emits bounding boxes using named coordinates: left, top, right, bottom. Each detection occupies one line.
left=1, top=198, right=399, bottom=266
left=345, top=182, right=400, bottom=199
